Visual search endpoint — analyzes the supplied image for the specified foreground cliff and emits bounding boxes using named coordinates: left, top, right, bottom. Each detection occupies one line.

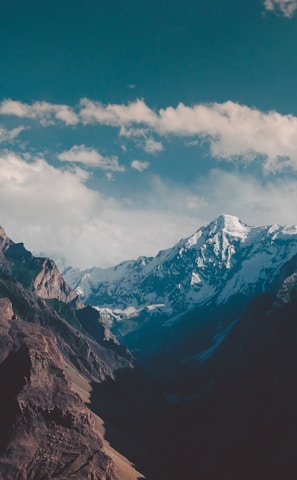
left=0, top=226, right=143, bottom=480
left=0, top=298, right=118, bottom=480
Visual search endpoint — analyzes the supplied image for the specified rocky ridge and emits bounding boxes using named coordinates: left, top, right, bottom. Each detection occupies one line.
left=63, top=215, right=297, bottom=319
left=0, top=298, right=117, bottom=480
left=0, top=226, right=140, bottom=480
left=61, top=215, right=297, bottom=354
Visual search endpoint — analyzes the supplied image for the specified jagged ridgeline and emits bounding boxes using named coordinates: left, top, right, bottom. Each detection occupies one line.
left=2, top=216, right=297, bottom=480
left=0, top=225, right=149, bottom=480
left=62, top=215, right=297, bottom=378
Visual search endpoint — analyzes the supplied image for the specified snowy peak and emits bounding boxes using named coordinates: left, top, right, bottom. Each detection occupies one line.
left=62, top=215, right=297, bottom=320
left=180, top=215, right=252, bottom=275
left=207, top=214, right=250, bottom=238
left=209, top=213, right=246, bottom=231
left=184, top=214, right=250, bottom=250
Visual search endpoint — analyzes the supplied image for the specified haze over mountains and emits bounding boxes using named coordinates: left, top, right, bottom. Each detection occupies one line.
left=62, top=215, right=297, bottom=379
left=1, top=215, right=297, bottom=479
left=63, top=214, right=297, bottom=313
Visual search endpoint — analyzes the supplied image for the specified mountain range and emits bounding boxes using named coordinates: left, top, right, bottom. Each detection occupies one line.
left=63, top=214, right=297, bottom=314
left=1, top=215, right=297, bottom=479
left=62, top=214, right=297, bottom=379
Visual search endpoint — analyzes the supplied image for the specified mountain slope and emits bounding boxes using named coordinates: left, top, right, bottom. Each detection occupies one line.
left=63, top=214, right=297, bottom=321
left=0, top=297, right=118, bottom=480
left=0, top=226, right=145, bottom=480
left=62, top=215, right=297, bottom=376
left=165, top=253, right=297, bottom=479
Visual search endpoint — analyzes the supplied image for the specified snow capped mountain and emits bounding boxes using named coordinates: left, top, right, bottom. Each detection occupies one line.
left=62, top=214, right=297, bottom=324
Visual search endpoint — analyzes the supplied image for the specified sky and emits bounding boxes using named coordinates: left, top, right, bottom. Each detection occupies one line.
left=1, top=0, right=297, bottom=268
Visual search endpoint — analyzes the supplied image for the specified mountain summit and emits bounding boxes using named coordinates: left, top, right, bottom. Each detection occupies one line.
left=63, top=214, right=297, bottom=320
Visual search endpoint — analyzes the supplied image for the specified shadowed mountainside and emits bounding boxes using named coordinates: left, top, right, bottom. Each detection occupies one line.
left=0, top=298, right=118, bottom=480
left=0, top=226, right=146, bottom=480
left=2, top=223, right=297, bottom=479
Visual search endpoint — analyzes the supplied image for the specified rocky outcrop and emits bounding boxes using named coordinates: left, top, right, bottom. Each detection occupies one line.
left=33, top=257, right=82, bottom=306
left=0, top=225, right=81, bottom=307
left=0, top=227, right=138, bottom=479
left=0, top=299, right=119, bottom=480
left=0, top=297, right=13, bottom=323
left=0, top=262, right=133, bottom=382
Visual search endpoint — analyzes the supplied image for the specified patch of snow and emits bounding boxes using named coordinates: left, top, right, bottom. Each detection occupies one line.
left=191, top=271, right=202, bottom=285
left=146, top=304, right=166, bottom=311
left=62, top=215, right=297, bottom=326
left=76, top=286, right=84, bottom=296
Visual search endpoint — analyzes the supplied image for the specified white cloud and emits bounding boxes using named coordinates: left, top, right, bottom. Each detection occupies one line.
left=0, top=125, right=26, bottom=143
left=264, top=0, right=297, bottom=17
left=1, top=152, right=297, bottom=269
left=131, top=160, right=150, bottom=172
left=143, top=136, right=163, bottom=154
left=0, top=152, right=98, bottom=221
left=193, top=169, right=297, bottom=226
left=140, top=171, right=297, bottom=239
left=78, top=98, right=297, bottom=173
left=0, top=99, right=78, bottom=126
left=58, top=144, right=125, bottom=172
left=0, top=152, right=197, bottom=268
left=80, top=97, right=157, bottom=127
left=155, top=101, right=297, bottom=172
left=120, top=126, right=163, bottom=154
left=0, top=152, right=104, bottom=266
left=63, top=208, right=199, bottom=268
left=3, top=98, right=297, bottom=173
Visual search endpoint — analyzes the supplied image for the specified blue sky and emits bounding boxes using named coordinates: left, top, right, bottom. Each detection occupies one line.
left=1, top=0, right=297, bottom=267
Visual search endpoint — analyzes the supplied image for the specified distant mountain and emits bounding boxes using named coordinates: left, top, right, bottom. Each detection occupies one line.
left=62, top=215, right=297, bottom=366
left=63, top=214, right=297, bottom=318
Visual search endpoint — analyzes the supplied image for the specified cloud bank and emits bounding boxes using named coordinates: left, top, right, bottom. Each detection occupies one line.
left=1, top=152, right=297, bottom=269
left=81, top=99, right=297, bottom=173
left=0, top=152, right=197, bottom=267
left=1, top=96, right=297, bottom=268
left=2, top=98, right=297, bottom=173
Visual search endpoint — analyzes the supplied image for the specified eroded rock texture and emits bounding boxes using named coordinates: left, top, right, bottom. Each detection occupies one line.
left=0, top=298, right=120, bottom=480
left=0, top=227, right=135, bottom=480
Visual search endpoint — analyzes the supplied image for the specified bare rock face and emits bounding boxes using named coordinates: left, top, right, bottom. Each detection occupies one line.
left=0, top=297, right=13, bottom=323
left=0, top=306, right=119, bottom=480
left=274, top=254, right=297, bottom=306
left=34, top=257, right=82, bottom=306
left=0, top=227, right=136, bottom=480
left=0, top=298, right=14, bottom=364
left=0, top=225, right=81, bottom=307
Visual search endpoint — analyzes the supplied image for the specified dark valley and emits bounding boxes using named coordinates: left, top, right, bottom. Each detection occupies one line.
left=1, top=216, right=297, bottom=479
